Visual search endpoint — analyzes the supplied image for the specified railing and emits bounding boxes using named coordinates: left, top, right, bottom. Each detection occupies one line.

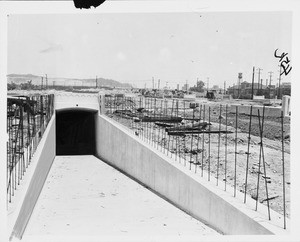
left=104, top=95, right=289, bottom=229
left=7, top=94, right=54, bottom=204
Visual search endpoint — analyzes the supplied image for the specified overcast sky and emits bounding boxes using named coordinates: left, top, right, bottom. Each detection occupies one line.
left=8, top=12, right=292, bottom=88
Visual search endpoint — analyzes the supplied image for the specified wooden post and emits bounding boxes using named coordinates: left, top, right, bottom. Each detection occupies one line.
left=251, top=67, right=255, bottom=100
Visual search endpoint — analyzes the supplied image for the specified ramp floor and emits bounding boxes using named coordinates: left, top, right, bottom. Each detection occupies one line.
left=23, top=155, right=218, bottom=240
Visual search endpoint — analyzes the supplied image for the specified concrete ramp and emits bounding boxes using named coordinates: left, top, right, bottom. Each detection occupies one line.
left=22, top=155, right=218, bottom=241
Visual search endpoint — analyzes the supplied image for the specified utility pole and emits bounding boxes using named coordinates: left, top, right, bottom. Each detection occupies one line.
left=251, top=67, right=255, bottom=100
left=224, top=81, right=226, bottom=94
left=152, top=77, right=154, bottom=89
left=237, top=73, right=242, bottom=99
left=278, top=65, right=282, bottom=99
left=96, top=76, right=97, bottom=88
left=158, top=79, right=160, bottom=89
left=41, top=76, right=43, bottom=90
left=268, top=71, right=273, bottom=99
left=45, top=74, right=48, bottom=89
left=207, top=77, right=209, bottom=93
left=265, top=79, right=268, bottom=98
left=268, top=71, right=273, bottom=86
left=186, top=80, right=188, bottom=91
left=256, top=68, right=262, bottom=92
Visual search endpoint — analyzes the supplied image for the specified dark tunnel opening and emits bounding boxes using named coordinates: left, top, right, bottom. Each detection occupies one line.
left=56, top=110, right=97, bottom=156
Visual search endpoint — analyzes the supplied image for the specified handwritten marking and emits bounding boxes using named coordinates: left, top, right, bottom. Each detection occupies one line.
left=274, top=48, right=292, bottom=76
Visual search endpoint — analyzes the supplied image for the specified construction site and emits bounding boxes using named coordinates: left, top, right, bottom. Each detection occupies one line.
left=105, top=93, right=291, bottom=217
left=3, top=8, right=295, bottom=242
left=6, top=88, right=291, bottom=241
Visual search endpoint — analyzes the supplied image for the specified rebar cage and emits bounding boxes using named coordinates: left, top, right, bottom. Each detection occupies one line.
left=104, top=95, right=289, bottom=229
left=7, top=94, right=54, bottom=204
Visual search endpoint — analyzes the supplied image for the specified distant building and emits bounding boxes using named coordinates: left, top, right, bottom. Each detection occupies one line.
left=281, top=82, right=291, bottom=88
left=280, top=82, right=291, bottom=96
left=212, top=85, right=219, bottom=90
left=182, top=83, right=189, bottom=91
left=227, top=80, right=286, bottom=99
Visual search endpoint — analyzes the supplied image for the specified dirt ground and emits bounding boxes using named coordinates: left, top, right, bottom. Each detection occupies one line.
left=108, top=99, right=290, bottom=219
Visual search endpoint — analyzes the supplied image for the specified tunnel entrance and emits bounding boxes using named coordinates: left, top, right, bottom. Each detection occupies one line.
left=56, top=110, right=97, bottom=155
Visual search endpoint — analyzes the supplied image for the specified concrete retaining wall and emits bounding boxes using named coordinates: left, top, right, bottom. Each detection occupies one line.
left=10, top=116, right=56, bottom=239
left=230, top=104, right=282, bottom=117
left=95, top=115, right=286, bottom=235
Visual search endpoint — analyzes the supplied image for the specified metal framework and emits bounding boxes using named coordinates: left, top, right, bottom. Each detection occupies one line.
left=104, top=95, right=289, bottom=229
left=7, top=94, right=54, bottom=203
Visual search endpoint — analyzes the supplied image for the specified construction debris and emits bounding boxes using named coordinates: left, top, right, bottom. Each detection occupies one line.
left=141, top=116, right=183, bottom=123
left=154, top=122, right=175, bottom=128
left=167, top=130, right=234, bottom=136
left=260, top=195, right=279, bottom=203
left=166, top=121, right=211, bottom=132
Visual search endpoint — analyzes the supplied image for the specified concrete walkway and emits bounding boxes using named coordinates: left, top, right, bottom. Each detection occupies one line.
left=22, top=155, right=218, bottom=241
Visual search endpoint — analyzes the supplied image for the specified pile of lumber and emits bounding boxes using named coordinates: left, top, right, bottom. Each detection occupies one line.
left=166, top=121, right=233, bottom=136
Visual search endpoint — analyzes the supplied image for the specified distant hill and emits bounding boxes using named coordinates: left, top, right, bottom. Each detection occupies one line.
left=7, top=74, right=42, bottom=85
left=7, top=73, right=38, bottom=79
left=83, top=78, right=132, bottom=88
left=7, top=74, right=132, bottom=88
